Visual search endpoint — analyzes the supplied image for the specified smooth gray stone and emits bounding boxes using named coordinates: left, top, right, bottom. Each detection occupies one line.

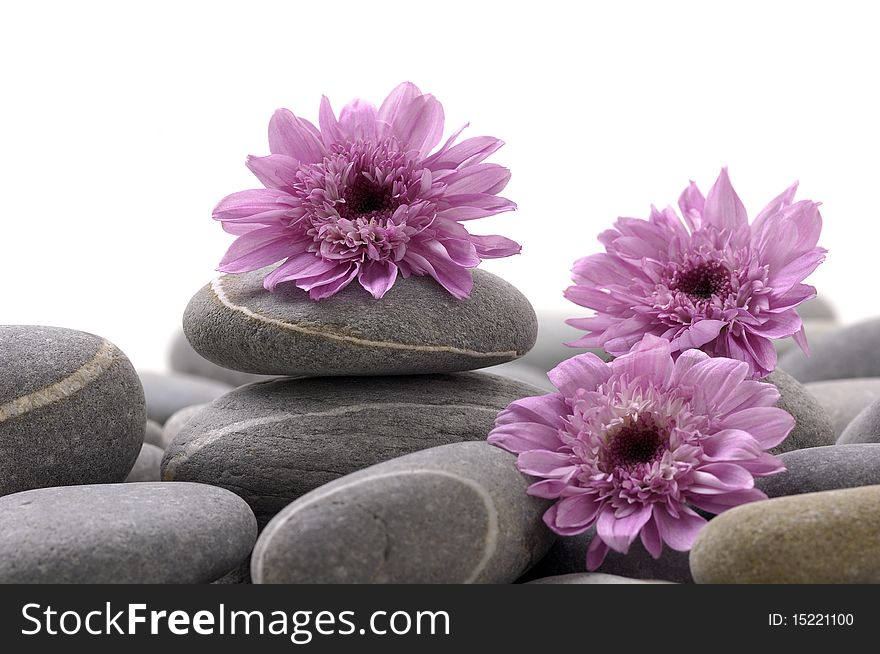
left=183, top=268, right=537, bottom=376
left=160, top=404, right=207, bottom=450
left=162, top=373, right=545, bottom=527
left=483, top=360, right=554, bottom=392
left=251, top=442, right=554, bottom=584
left=796, top=296, right=837, bottom=321
left=518, top=307, right=611, bottom=373
left=144, top=419, right=164, bottom=447
left=0, top=325, right=144, bottom=496
left=757, top=444, right=880, bottom=497
left=125, top=443, right=163, bottom=482
left=805, top=378, right=880, bottom=436
left=838, top=397, right=880, bottom=444
left=779, top=318, right=880, bottom=383
left=690, top=486, right=880, bottom=583
left=527, top=573, right=674, bottom=585
left=0, top=482, right=257, bottom=583
left=139, top=371, right=232, bottom=424
left=774, top=320, right=838, bottom=357
left=211, top=561, right=252, bottom=584
left=521, top=527, right=693, bottom=583
left=169, top=330, right=274, bottom=387
left=766, top=369, right=836, bottom=454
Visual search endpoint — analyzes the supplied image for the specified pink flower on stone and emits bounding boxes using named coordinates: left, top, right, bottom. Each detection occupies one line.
left=487, top=335, right=791, bottom=570
left=566, top=169, right=826, bottom=377
left=213, top=82, right=520, bottom=300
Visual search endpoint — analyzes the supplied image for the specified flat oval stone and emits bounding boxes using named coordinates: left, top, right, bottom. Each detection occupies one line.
left=169, top=330, right=274, bottom=387
left=805, top=378, right=880, bottom=436
left=766, top=369, right=835, bottom=454
left=125, top=443, right=163, bottom=482
left=690, top=485, right=880, bottom=583
left=756, top=444, right=880, bottom=497
left=521, top=527, right=693, bottom=584
left=162, top=373, right=545, bottom=527
left=527, top=573, right=674, bottom=584
left=182, top=268, right=537, bottom=376
left=779, top=318, right=880, bottom=383
left=160, top=404, right=208, bottom=450
left=838, top=397, right=880, bottom=444
left=483, top=361, right=555, bottom=392
left=0, top=325, right=144, bottom=496
left=0, top=482, right=257, bottom=583
left=251, top=442, right=554, bottom=584
left=139, top=371, right=232, bottom=424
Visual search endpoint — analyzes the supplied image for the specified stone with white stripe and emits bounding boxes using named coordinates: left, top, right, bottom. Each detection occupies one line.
left=182, top=267, right=537, bottom=377
left=161, top=373, right=545, bottom=527
left=0, top=326, right=144, bottom=496
left=251, top=442, right=555, bottom=583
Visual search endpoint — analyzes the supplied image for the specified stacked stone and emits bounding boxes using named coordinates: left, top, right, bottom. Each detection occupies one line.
left=0, top=326, right=257, bottom=583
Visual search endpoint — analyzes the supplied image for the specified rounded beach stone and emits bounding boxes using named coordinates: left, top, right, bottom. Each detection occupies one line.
left=169, top=330, right=274, bottom=387
left=805, top=378, right=880, bottom=437
left=160, top=403, right=208, bottom=450
left=778, top=318, right=880, bottom=383
left=251, top=441, right=554, bottom=584
left=125, top=443, right=163, bottom=482
left=162, top=373, right=545, bottom=527
left=774, top=320, right=837, bottom=357
left=527, top=573, right=674, bottom=585
left=837, top=397, right=880, bottom=444
left=690, top=485, right=880, bottom=583
left=0, top=482, right=257, bottom=583
left=766, top=368, right=835, bottom=454
left=521, top=527, right=693, bottom=584
left=139, top=371, right=232, bottom=424
left=482, top=360, right=554, bottom=392
left=756, top=444, right=880, bottom=497
left=144, top=419, right=164, bottom=447
left=182, top=268, right=537, bottom=376
left=0, top=325, right=144, bottom=496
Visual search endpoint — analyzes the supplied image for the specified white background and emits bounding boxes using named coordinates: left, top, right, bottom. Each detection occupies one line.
left=1, top=1, right=874, bottom=371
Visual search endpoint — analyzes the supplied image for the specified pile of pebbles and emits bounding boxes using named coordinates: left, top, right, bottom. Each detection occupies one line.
left=3, top=286, right=880, bottom=584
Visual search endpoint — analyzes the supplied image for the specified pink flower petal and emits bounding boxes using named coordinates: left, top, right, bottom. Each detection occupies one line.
left=596, top=504, right=652, bottom=553
left=652, top=507, right=706, bottom=551
left=376, top=82, right=421, bottom=136
left=554, top=495, right=603, bottom=530
left=495, top=394, right=569, bottom=429
left=218, top=226, right=300, bottom=273
left=469, top=234, right=522, bottom=258
left=268, top=109, right=326, bottom=163
left=390, top=93, right=445, bottom=157
left=213, top=188, right=291, bottom=220
left=488, top=422, right=563, bottom=454
left=717, top=406, right=794, bottom=449
left=703, top=167, right=748, bottom=231
left=358, top=259, right=398, bottom=299
left=317, top=95, right=343, bottom=146
left=516, top=450, right=575, bottom=477
left=245, top=154, right=300, bottom=190
left=677, top=180, right=705, bottom=232
left=442, top=164, right=511, bottom=196
left=547, top=353, right=612, bottom=397
left=670, top=319, right=726, bottom=350
left=338, top=99, right=379, bottom=143
left=586, top=536, right=610, bottom=571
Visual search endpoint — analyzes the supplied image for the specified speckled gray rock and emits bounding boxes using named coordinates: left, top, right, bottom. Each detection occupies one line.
left=162, top=373, right=544, bottom=527
left=805, top=378, right=880, bottom=436
left=756, top=444, right=880, bottom=498
left=0, top=482, right=257, bottom=583
left=169, top=330, right=274, bottom=387
left=838, top=397, right=880, bottom=444
left=0, top=325, right=144, bottom=496
left=144, top=419, right=164, bottom=447
left=779, top=318, right=880, bottom=383
left=183, top=268, right=537, bottom=377
left=160, top=404, right=207, bottom=450
left=251, top=442, right=554, bottom=584
left=690, top=486, right=880, bottom=583
left=125, top=443, right=163, bottom=482
left=527, top=573, right=674, bottom=584
left=521, top=527, right=693, bottom=583
left=517, top=307, right=610, bottom=372
left=766, top=368, right=835, bottom=454
left=139, top=371, right=232, bottom=424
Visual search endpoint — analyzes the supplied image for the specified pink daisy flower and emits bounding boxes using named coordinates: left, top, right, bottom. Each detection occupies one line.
left=487, top=335, right=792, bottom=570
left=213, top=82, right=520, bottom=300
left=565, top=169, right=826, bottom=377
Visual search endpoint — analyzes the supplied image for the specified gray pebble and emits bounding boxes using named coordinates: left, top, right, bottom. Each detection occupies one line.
left=125, top=443, right=164, bottom=482
left=766, top=368, right=836, bottom=454
left=251, top=442, right=554, bottom=584
left=162, top=373, right=545, bottom=527
left=482, top=360, right=554, bottom=392
left=805, top=378, right=880, bottom=436
left=527, top=573, right=674, bottom=584
left=838, top=397, right=880, bottom=444
left=160, top=404, right=207, bottom=450
left=144, top=419, right=164, bottom=447
left=0, top=326, right=144, bottom=496
left=774, top=320, right=838, bottom=357
left=779, top=318, right=880, bottom=383
left=0, top=482, right=257, bottom=583
left=169, top=330, right=274, bottom=387
left=757, top=444, right=880, bottom=497
left=139, top=371, right=232, bottom=424
left=182, top=268, right=537, bottom=376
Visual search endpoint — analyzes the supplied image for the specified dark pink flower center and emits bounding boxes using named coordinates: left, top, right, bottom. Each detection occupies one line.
left=338, top=175, right=398, bottom=220
left=672, top=260, right=731, bottom=300
left=601, top=414, right=668, bottom=470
